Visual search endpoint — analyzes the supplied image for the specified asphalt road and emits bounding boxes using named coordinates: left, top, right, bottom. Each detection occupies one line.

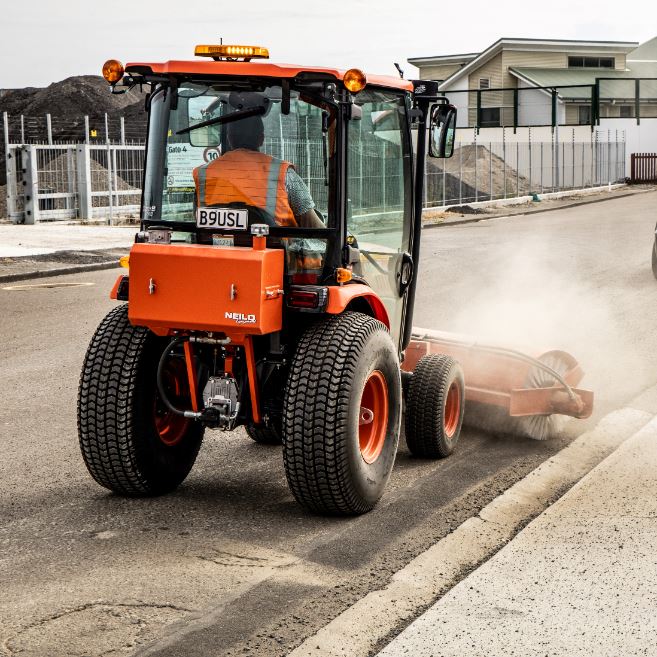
left=1, top=190, right=656, bottom=657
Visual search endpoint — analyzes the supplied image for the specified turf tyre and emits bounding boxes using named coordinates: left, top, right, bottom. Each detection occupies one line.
left=77, top=304, right=204, bottom=496
left=405, top=354, right=465, bottom=458
left=282, top=312, right=401, bottom=515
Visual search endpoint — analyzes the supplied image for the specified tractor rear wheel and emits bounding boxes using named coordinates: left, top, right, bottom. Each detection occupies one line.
left=77, top=305, right=204, bottom=496
left=283, top=312, right=401, bottom=515
left=405, top=354, right=465, bottom=458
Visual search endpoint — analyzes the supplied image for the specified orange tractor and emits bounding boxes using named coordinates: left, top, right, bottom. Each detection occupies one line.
left=78, top=45, right=592, bottom=515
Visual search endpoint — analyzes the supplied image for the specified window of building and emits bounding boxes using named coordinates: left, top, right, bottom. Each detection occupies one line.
left=620, top=105, right=634, bottom=118
left=578, top=105, right=592, bottom=125
left=479, top=107, right=500, bottom=127
left=568, top=56, right=615, bottom=68
left=479, top=78, right=490, bottom=90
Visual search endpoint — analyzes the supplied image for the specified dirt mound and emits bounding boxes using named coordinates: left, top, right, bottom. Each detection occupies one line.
left=426, top=144, right=531, bottom=204
left=0, top=75, right=144, bottom=118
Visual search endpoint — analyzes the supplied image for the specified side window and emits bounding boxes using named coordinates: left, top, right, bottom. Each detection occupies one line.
left=347, top=90, right=411, bottom=346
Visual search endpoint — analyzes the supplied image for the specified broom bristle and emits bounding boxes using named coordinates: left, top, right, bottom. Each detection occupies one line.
left=463, top=352, right=569, bottom=440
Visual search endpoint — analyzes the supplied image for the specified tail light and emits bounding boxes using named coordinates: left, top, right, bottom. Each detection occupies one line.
left=290, top=273, right=319, bottom=285
left=287, top=285, right=328, bottom=312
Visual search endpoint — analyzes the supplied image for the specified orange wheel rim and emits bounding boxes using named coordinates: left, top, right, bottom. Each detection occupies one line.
left=443, top=381, right=461, bottom=438
left=359, top=370, right=389, bottom=464
left=154, top=358, right=191, bottom=446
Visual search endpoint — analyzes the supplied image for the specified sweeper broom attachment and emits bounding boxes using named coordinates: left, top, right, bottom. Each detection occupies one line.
left=404, top=329, right=594, bottom=441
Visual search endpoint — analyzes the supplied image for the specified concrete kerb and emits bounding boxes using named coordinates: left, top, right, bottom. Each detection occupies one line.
left=287, top=397, right=657, bottom=657
left=0, top=261, right=119, bottom=284
left=423, top=186, right=652, bottom=229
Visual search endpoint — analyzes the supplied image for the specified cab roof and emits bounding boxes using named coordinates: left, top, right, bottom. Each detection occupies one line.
left=125, top=60, right=414, bottom=92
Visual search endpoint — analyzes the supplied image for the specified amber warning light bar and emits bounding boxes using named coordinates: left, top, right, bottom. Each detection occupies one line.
left=194, top=45, right=270, bottom=61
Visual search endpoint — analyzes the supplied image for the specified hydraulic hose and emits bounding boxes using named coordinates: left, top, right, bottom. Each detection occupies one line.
left=413, top=331, right=580, bottom=404
left=156, top=337, right=202, bottom=419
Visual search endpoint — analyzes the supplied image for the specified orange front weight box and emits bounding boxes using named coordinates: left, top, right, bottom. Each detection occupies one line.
left=128, top=243, right=284, bottom=335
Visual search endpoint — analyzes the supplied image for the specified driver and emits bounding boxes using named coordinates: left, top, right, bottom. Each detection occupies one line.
left=193, top=115, right=324, bottom=229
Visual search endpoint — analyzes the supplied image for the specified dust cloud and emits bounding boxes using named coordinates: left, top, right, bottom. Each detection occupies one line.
left=440, top=233, right=654, bottom=420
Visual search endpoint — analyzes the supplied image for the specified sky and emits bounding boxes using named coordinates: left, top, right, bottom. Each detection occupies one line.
left=0, top=0, right=655, bottom=89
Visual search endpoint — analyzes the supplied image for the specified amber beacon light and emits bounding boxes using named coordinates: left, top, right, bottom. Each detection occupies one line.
left=343, top=68, right=367, bottom=93
left=194, top=45, right=270, bottom=61
left=102, top=59, right=125, bottom=84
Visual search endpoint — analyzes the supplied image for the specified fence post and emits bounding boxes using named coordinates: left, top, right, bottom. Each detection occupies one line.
left=84, top=115, right=90, bottom=145
left=46, top=113, right=53, bottom=145
left=514, top=140, right=520, bottom=198
left=474, top=132, right=478, bottom=202
left=607, top=130, right=611, bottom=186
left=442, top=155, right=446, bottom=205
left=120, top=116, right=126, bottom=145
left=20, top=114, right=25, bottom=143
left=528, top=128, right=532, bottom=193
left=554, top=121, right=560, bottom=191
left=105, top=113, right=114, bottom=225
left=66, top=147, right=76, bottom=213
left=592, top=132, right=596, bottom=186
left=3, top=111, right=16, bottom=221
left=581, top=140, right=585, bottom=187
left=489, top=141, right=493, bottom=201
left=572, top=128, right=575, bottom=189
left=502, top=129, right=507, bottom=198
left=459, top=141, right=463, bottom=205
left=23, top=144, right=39, bottom=224
left=540, top=141, right=544, bottom=193
left=76, top=144, right=93, bottom=220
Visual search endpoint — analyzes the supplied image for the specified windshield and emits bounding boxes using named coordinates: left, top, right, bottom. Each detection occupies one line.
left=142, top=82, right=336, bottom=232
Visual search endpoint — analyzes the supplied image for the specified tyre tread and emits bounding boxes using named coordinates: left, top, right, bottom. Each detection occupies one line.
left=405, top=354, right=464, bottom=458
left=282, top=312, right=392, bottom=515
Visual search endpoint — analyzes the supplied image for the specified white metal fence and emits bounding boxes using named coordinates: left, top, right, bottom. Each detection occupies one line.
left=5, top=143, right=144, bottom=223
left=2, top=114, right=627, bottom=223
left=427, top=127, right=626, bottom=207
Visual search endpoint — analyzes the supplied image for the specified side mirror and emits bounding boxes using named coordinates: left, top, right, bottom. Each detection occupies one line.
left=429, top=104, right=456, bottom=158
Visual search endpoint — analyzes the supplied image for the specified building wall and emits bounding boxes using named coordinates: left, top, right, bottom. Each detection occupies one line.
left=445, top=46, right=634, bottom=128
left=467, top=52, right=505, bottom=126
left=517, top=81, right=555, bottom=125
left=447, top=75, right=470, bottom=128
left=502, top=50, right=568, bottom=85
left=418, top=63, right=466, bottom=81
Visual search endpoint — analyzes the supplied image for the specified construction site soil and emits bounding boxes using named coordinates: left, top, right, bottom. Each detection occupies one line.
left=0, top=76, right=146, bottom=185
left=0, top=75, right=144, bottom=121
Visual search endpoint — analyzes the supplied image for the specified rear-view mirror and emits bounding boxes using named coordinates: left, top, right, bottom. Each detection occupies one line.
left=429, top=104, right=456, bottom=158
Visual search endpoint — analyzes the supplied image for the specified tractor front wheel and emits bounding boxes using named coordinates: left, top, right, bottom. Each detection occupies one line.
left=246, top=423, right=283, bottom=445
left=283, top=312, right=401, bottom=515
left=77, top=305, right=204, bottom=496
left=405, top=354, right=465, bottom=458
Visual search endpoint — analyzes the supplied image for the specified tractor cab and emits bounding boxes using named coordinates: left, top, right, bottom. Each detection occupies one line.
left=104, top=45, right=456, bottom=350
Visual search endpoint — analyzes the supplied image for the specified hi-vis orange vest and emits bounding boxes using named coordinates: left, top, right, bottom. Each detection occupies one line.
left=193, top=149, right=297, bottom=227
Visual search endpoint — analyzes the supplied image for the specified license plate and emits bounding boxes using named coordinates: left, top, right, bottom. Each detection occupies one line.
left=196, top=207, right=248, bottom=230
